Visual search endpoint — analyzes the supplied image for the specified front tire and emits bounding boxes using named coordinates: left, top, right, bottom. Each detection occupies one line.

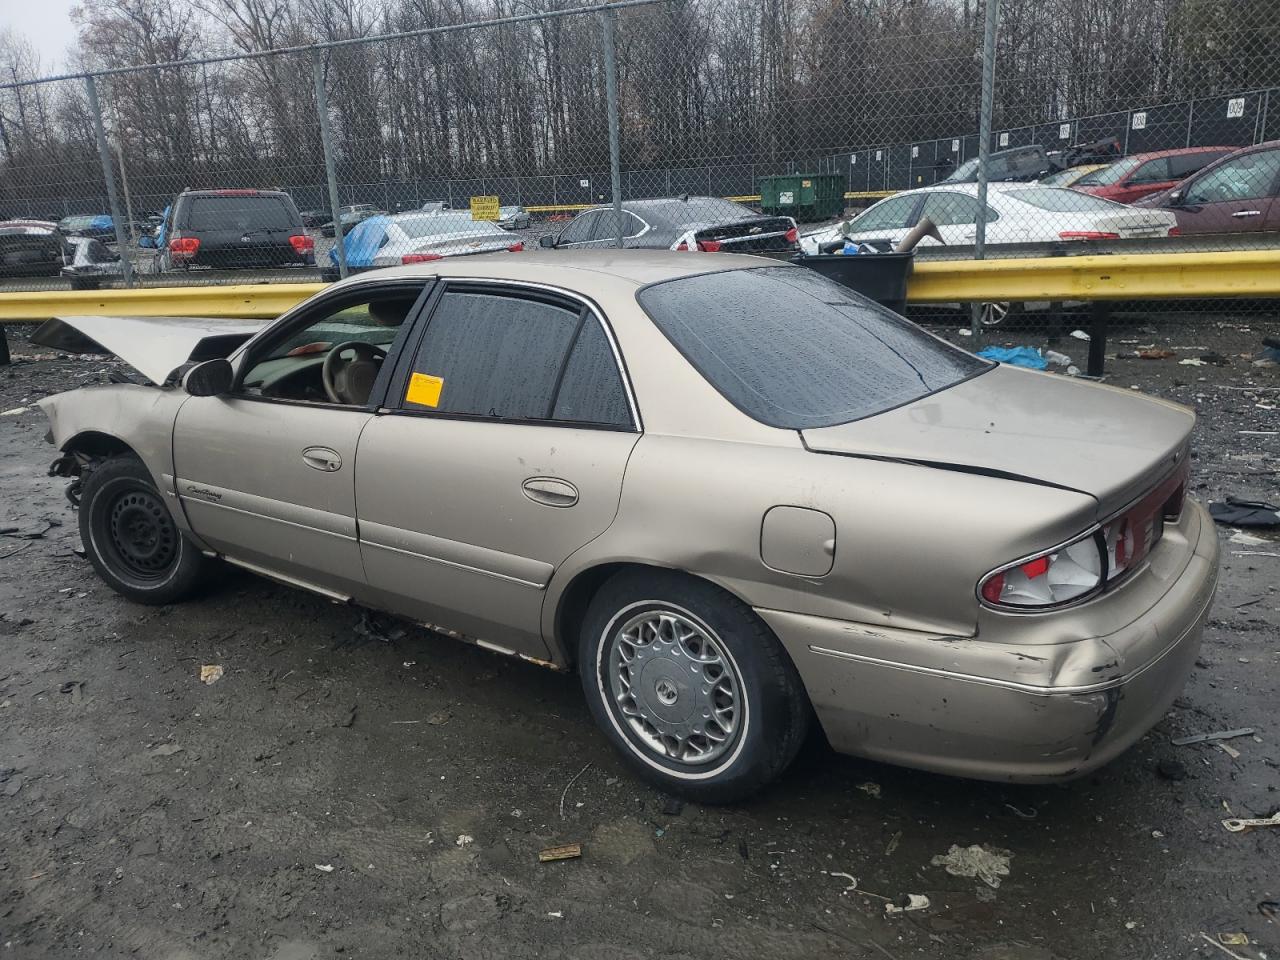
left=78, top=455, right=207, bottom=605
left=579, top=569, right=810, bottom=803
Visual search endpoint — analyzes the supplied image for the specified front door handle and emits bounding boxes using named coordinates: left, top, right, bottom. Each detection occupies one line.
left=522, top=477, right=578, bottom=508
left=302, top=446, right=342, bottom=472
left=1232, top=210, right=1262, bottom=218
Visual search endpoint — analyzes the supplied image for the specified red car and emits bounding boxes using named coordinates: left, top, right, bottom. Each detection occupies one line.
left=1134, top=141, right=1280, bottom=235
left=1073, top=147, right=1234, bottom=204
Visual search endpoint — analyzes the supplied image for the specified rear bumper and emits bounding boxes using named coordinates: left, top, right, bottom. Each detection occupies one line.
left=759, top=499, right=1219, bottom=782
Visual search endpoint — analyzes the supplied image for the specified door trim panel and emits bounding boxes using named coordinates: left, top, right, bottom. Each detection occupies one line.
left=359, top=518, right=553, bottom=588
left=175, top=477, right=357, bottom=540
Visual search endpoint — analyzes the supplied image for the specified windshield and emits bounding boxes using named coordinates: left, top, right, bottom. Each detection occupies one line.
left=637, top=266, right=988, bottom=429
left=186, top=196, right=297, bottom=231
left=1005, top=187, right=1125, bottom=212
left=1075, top=158, right=1139, bottom=186
left=944, top=158, right=979, bottom=182
left=397, top=214, right=505, bottom=238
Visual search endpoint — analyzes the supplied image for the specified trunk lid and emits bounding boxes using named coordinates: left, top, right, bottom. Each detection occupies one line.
left=1098, top=208, right=1177, bottom=238
left=31, top=315, right=267, bottom=385
left=695, top=216, right=797, bottom=252
left=801, top=365, right=1193, bottom=516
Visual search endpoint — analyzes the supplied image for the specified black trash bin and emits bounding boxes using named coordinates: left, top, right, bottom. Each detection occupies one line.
left=792, top=251, right=914, bottom=315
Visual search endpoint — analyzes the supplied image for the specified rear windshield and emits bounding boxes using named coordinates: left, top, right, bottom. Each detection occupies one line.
left=1076, top=158, right=1139, bottom=186
left=398, top=214, right=504, bottom=238
left=637, top=266, right=988, bottom=429
left=183, top=196, right=298, bottom=231
left=1005, top=187, right=1123, bottom=212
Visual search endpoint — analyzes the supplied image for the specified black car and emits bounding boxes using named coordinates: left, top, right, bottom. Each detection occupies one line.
left=155, top=189, right=314, bottom=270
left=538, top=196, right=799, bottom=253
left=942, top=145, right=1053, bottom=184
left=0, top=220, right=71, bottom=278
left=298, top=209, right=329, bottom=229
left=319, top=205, right=384, bottom=238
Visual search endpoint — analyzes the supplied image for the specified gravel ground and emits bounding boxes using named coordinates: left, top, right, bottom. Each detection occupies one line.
left=0, top=313, right=1278, bottom=960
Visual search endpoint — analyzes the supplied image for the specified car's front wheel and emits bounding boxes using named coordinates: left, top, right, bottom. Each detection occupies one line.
left=579, top=569, right=810, bottom=803
left=79, top=455, right=207, bottom=605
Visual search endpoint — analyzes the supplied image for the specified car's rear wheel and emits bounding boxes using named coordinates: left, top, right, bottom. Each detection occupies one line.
left=79, top=455, right=207, bottom=605
left=579, top=569, right=810, bottom=803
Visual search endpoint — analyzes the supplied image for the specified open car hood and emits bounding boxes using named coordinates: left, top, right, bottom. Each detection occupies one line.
left=801, top=365, right=1194, bottom=516
left=32, top=315, right=267, bottom=385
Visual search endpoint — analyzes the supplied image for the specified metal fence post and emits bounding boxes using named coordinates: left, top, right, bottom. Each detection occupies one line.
left=312, top=51, right=348, bottom=280
left=84, top=75, right=134, bottom=288
left=600, top=8, right=624, bottom=247
left=971, top=0, right=1000, bottom=336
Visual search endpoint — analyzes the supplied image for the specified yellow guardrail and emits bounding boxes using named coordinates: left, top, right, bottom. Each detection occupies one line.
left=0, top=283, right=325, bottom=322
left=905, top=250, right=1280, bottom=302
left=1, top=250, right=1277, bottom=323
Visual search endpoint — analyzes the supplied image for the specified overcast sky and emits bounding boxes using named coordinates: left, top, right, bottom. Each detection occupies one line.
left=4, top=0, right=78, bottom=73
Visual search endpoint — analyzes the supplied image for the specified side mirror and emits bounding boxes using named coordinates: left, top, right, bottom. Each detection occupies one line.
left=538, top=234, right=557, bottom=249
left=1168, top=190, right=1184, bottom=206
left=138, top=234, right=157, bottom=249
left=182, top=358, right=233, bottom=397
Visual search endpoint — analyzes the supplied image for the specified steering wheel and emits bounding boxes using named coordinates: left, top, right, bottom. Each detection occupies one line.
left=322, top=340, right=388, bottom=405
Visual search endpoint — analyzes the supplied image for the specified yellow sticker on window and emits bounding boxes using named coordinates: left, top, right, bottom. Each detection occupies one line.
left=405, top=372, right=444, bottom=408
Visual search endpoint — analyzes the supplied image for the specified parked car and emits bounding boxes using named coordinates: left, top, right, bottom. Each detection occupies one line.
left=1073, top=147, right=1233, bottom=204
left=497, top=205, right=530, bottom=230
left=62, top=235, right=125, bottom=289
left=320, top=204, right=385, bottom=238
left=141, top=189, right=314, bottom=270
left=419, top=201, right=451, bottom=214
left=942, top=145, right=1052, bottom=183
left=1038, top=164, right=1107, bottom=188
left=1133, top=140, right=1280, bottom=235
left=57, top=214, right=115, bottom=240
left=800, top=183, right=1179, bottom=254
left=299, top=209, right=329, bottom=229
left=539, top=197, right=799, bottom=253
left=31, top=252, right=1217, bottom=800
left=0, top=220, right=71, bottom=278
left=321, top=212, right=523, bottom=281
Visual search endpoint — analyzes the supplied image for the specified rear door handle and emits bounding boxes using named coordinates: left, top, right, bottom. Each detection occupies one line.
left=302, top=446, right=342, bottom=472
left=522, top=477, right=578, bottom=508
left=1232, top=210, right=1262, bottom=218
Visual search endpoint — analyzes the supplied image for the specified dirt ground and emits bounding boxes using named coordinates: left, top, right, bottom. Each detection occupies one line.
left=0, top=313, right=1277, bottom=960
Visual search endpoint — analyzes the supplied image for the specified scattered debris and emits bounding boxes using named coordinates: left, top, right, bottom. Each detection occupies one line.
left=884, top=831, right=902, bottom=857
left=1259, top=901, right=1280, bottom=920
left=59, top=680, right=84, bottom=705
left=825, top=871, right=858, bottom=893
left=546, top=911, right=563, bottom=919
left=1179, top=358, right=1205, bottom=366
left=1218, top=933, right=1249, bottom=946
left=1, top=770, right=25, bottom=797
left=1210, top=498, right=1280, bottom=528
left=558, top=761, right=592, bottom=820
left=1, top=407, right=28, bottom=416
left=340, top=705, right=357, bottom=728
left=426, top=709, right=451, bottom=726
left=1217, top=741, right=1242, bottom=760
left=1004, top=803, right=1037, bottom=820
left=199, top=664, right=224, bottom=685
left=1138, top=349, right=1175, bottom=359
left=1221, top=810, right=1280, bottom=834
left=455, top=834, right=474, bottom=848
left=538, top=843, right=582, bottom=863
left=1171, top=727, right=1255, bottom=746
left=976, top=345, right=1048, bottom=370
left=1155, top=758, right=1188, bottom=781
left=1070, top=329, right=1091, bottom=341
left=931, top=844, right=1012, bottom=888
left=884, top=894, right=930, bottom=916
left=147, top=742, right=183, bottom=758
left=856, top=781, right=881, bottom=800
left=1199, top=931, right=1251, bottom=960
left=660, top=797, right=685, bottom=816
left=1228, top=531, right=1270, bottom=546
left=314, top=863, right=335, bottom=873
left=1043, top=349, right=1072, bottom=367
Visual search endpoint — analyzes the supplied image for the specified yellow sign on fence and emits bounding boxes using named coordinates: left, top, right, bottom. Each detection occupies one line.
left=470, top=195, right=500, bottom=221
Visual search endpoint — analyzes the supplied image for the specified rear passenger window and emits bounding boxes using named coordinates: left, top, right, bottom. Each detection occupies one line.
left=402, top=288, right=632, bottom=427
left=1129, top=158, right=1171, bottom=184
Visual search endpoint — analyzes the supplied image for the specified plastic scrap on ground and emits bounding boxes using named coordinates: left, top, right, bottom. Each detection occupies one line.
left=931, top=843, right=1012, bottom=888
left=976, top=346, right=1048, bottom=370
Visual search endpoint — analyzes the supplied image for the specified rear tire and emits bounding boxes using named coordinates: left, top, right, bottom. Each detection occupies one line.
left=579, top=569, right=810, bottom=803
left=78, top=455, right=207, bottom=605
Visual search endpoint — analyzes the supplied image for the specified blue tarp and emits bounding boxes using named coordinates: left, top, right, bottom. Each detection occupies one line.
left=329, top=216, right=391, bottom=267
left=976, top=345, right=1049, bottom=370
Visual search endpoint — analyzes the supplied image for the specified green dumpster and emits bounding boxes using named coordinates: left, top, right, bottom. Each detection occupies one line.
left=758, top=173, right=845, bottom=220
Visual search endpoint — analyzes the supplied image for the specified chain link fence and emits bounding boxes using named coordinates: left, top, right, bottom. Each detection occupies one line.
left=0, top=0, right=1278, bottom=334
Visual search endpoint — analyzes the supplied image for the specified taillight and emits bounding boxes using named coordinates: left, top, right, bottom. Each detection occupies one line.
left=675, top=240, right=689, bottom=251
left=784, top=226, right=799, bottom=244
left=507, top=241, right=524, bottom=252
left=288, top=234, right=314, bottom=254
left=1166, top=226, right=1181, bottom=236
left=401, top=252, right=444, bottom=264
left=697, top=239, right=722, bottom=252
left=979, top=533, right=1104, bottom=609
left=1058, top=230, right=1121, bottom=240
left=168, top=236, right=199, bottom=257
